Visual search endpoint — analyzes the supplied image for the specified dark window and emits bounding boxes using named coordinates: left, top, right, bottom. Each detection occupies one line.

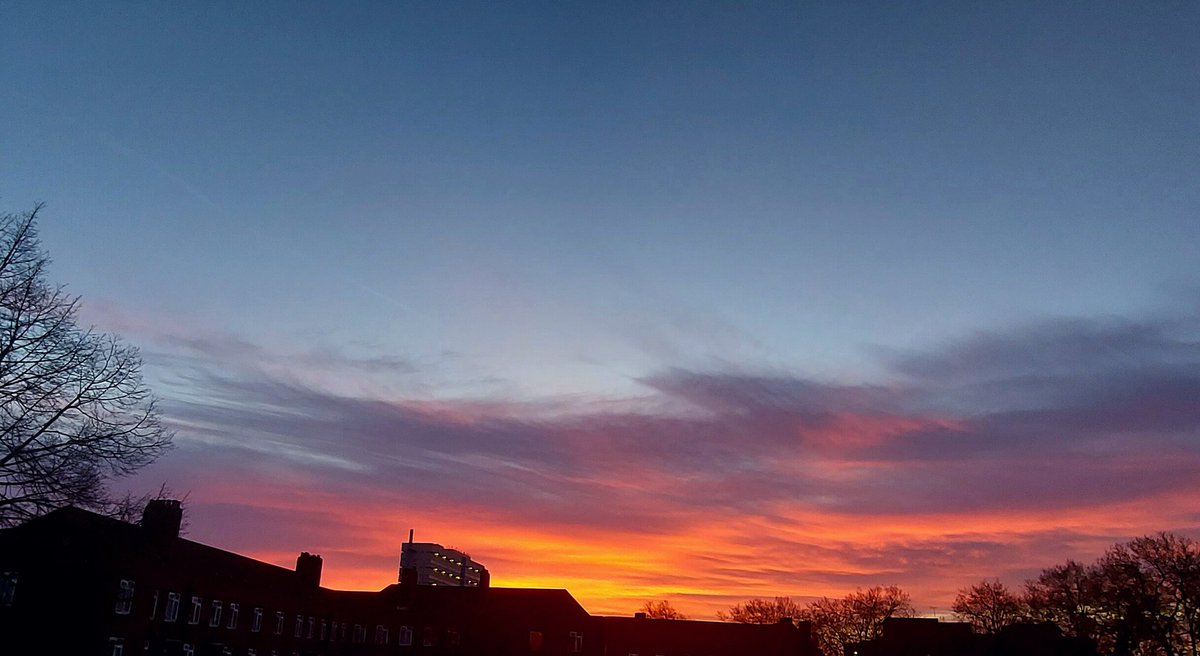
left=374, top=625, right=389, bottom=645
left=423, top=626, right=435, bottom=647
left=319, top=620, right=327, bottom=641
left=115, top=579, right=135, bottom=614
left=148, top=590, right=159, bottom=620
left=252, top=607, right=263, bottom=633
left=227, top=603, right=239, bottom=629
left=165, top=592, right=181, bottom=622
left=109, top=637, right=124, bottom=656
left=294, top=614, right=303, bottom=638
left=275, top=611, right=285, bottom=635
left=189, top=596, right=202, bottom=624
left=570, top=631, right=584, bottom=653
left=209, top=600, right=223, bottom=627
left=181, top=644, right=193, bottom=656
left=398, top=626, right=413, bottom=646
left=0, top=571, right=16, bottom=606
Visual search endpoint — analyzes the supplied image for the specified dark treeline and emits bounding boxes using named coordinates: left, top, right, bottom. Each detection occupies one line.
left=954, top=532, right=1200, bottom=656
left=674, top=532, right=1199, bottom=656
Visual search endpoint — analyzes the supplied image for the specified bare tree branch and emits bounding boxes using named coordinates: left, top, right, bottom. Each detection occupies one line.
left=0, top=205, right=173, bottom=526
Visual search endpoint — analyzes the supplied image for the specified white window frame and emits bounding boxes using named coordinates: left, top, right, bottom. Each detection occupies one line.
left=165, top=592, right=181, bottom=622
left=108, top=637, right=124, bottom=656
left=227, top=602, right=239, bottom=629
left=209, top=600, right=223, bottom=627
left=148, top=590, right=159, bottom=619
left=275, top=610, right=285, bottom=635
left=252, top=607, right=263, bottom=633
left=375, top=625, right=389, bottom=645
left=114, top=579, right=135, bottom=615
left=398, top=625, right=413, bottom=646
left=189, top=596, right=202, bottom=624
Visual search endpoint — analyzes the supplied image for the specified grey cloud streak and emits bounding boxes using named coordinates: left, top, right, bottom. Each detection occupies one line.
left=146, top=309, right=1200, bottom=527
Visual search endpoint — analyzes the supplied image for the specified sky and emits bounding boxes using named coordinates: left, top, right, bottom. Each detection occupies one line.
left=2, top=1, right=1199, bottom=617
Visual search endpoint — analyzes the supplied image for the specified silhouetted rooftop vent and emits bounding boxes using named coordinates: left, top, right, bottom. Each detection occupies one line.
left=296, top=552, right=323, bottom=588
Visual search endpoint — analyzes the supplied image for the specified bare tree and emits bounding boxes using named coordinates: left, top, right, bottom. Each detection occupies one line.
left=640, top=599, right=687, bottom=620
left=1024, top=534, right=1200, bottom=656
left=1024, top=560, right=1102, bottom=644
left=952, top=579, right=1028, bottom=634
left=717, top=596, right=803, bottom=624
left=0, top=205, right=172, bottom=526
left=800, top=586, right=915, bottom=656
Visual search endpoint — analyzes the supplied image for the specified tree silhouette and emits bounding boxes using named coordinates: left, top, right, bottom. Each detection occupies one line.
left=952, top=579, right=1028, bottom=633
left=639, top=600, right=687, bottom=620
left=0, top=205, right=172, bottom=526
left=717, top=596, right=802, bottom=624
left=801, top=586, right=914, bottom=656
left=1024, top=533, right=1200, bottom=656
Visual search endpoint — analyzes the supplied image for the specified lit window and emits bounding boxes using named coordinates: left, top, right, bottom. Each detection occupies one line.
left=109, top=637, right=124, bottom=656
left=189, top=596, right=202, bottom=624
left=115, top=579, right=135, bottom=614
left=148, top=590, right=159, bottom=620
left=227, top=602, right=239, bottom=629
left=165, top=593, right=181, bottom=622
left=398, top=626, right=413, bottom=646
left=375, top=625, right=389, bottom=645
left=0, top=572, right=16, bottom=606
left=570, top=631, right=584, bottom=653
left=275, top=611, right=285, bottom=635
left=252, top=607, right=263, bottom=632
left=209, top=600, right=223, bottom=627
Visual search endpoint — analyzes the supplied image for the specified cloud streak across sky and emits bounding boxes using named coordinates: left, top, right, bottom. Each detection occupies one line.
left=116, top=302, right=1200, bottom=617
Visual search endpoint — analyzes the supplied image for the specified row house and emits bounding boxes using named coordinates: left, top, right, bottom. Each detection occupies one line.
left=0, top=501, right=816, bottom=656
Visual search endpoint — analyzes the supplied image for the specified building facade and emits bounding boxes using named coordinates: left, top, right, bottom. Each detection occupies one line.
left=0, top=502, right=818, bottom=656
left=398, top=534, right=488, bottom=588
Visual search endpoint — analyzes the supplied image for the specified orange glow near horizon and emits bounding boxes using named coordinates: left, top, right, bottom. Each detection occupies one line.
left=189, top=480, right=1200, bottom=620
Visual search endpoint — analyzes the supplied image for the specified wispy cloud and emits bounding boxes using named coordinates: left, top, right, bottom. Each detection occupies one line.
left=118, top=306, right=1200, bottom=617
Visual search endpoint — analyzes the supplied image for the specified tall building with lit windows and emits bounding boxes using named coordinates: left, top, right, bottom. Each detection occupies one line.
left=399, top=531, right=489, bottom=587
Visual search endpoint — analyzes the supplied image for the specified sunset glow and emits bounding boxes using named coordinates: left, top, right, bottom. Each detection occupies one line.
left=3, top=1, right=1198, bottom=623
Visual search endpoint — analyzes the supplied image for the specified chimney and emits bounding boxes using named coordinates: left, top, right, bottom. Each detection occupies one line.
left=141, top=499, right=182, bottom=542
left=296, top=552, right=323, bottom=588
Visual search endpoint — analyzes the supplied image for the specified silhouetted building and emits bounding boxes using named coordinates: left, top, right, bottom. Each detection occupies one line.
left=0, top=502, right=818, bottom=656
left=399, top=530, right=489, bottom=587
left=844, top=617, right=1096, bottom=656
left=598, top=614, right=817, bottom=656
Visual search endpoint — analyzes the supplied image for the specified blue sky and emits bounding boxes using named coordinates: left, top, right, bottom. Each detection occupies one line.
left=2, top=2, right=1199, bottom=614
